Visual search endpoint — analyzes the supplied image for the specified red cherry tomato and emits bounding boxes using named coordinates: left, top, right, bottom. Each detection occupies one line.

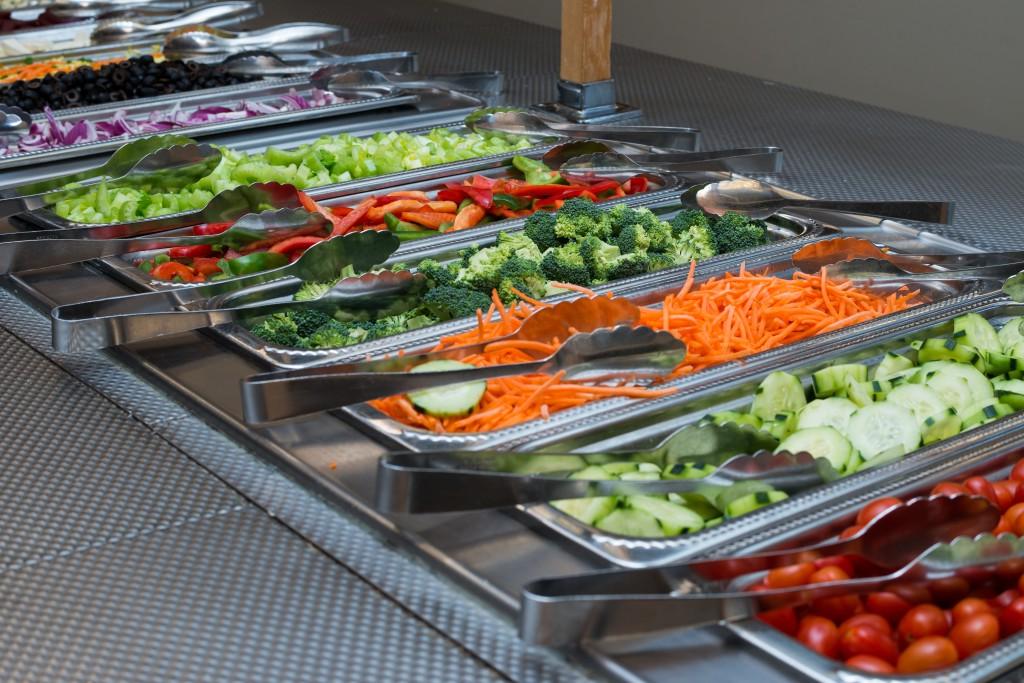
left=845, top=655, right=896, bottom=673
left=927, top=577, right=971, bottom=606
left=839, top=613, right=892, bottom=638
left=993, top=480, right=1017, bottom=511
left=994, top=517, right=1013, bottom=535
left=812, top=594, right=863, bottom=624
left=949, top=613, right=1000, bottom=658
left=898, top=604, right=949, bottom=645
left=1019, top=573, right=1024, bottom=595
left=931, top=482, right=968, bottom=497
left=963, top=476, right=999, bottom=505
left=839, top=524, right=863, bottom=540
left=990, top=588, right=1020, bottom=610
left=797, top=615, right=839, bottom=659
left=994, top=558, right=1024, bottom=585
left=889, top=582, right=933, bottom=606
left=1009, top=460, right=1024, bottom=482
left=813, top=556, right=856, bottom=578
left=866, top=592, right=915, bottom=624
left=999, top=596, right=1024, bottom=636
left=839, top=624, right=900, bottom=664
left=856, top=497, right=903, bottom=526
left=952, top=597, right=994, bottom=623
left=1012, top=513, right=1024, bottom=536
left=896, top=636, right=959, bottom=674
left=810, top=565, right=850, bottom=583
left=765, top=562, right=816, bottom=589
left=1004, top=503, right=1024, bottom=528
left=757, top=606, right=798, bottom=636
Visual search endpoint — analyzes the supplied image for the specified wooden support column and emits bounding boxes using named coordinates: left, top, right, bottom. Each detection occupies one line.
left=560, top=0, right=612, bottom=84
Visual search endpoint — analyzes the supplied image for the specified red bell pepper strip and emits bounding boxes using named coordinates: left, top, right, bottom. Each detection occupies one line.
left=298, top=190, right=347, bottom=234
left=168, top=244, right=214, bottom=259
left=367, top=199, right=426, bottom=222
left=626, top=176, right=649, bottom=194
left=268, top=235, right=325, bottom=255
left=586, top=179, right=621, bottom=195
left=331, top=196, right=376, bottom=236
left=469, top=174, right=496, bottom=189
left=330, top=205, right=353, bottom=217
left=461, top=185, right=493, bottom=209
left=151, top=261, right=198, bottom=282
left=192, top=257, right=223, bottom=276
left=510, top=184, right=577, bottom=198
left=436, top=188, right=468, bottom=204
left=192, top=221, right=232, bottom=236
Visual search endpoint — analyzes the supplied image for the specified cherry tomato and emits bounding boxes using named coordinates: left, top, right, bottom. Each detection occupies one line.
left=839, top=624, right=899, bottom=664
left=990, top=588, right=1020, bottom=610
left=994, top=558, right=1024, bottom=585
left=1004, top=503, right=1024, bottom=528
left=765, top=562, right=816, bottom=589
left=813, top=556, right=855, bottom=578
left=812, top=594, right=863, bottom=624
left=896, top=636, right=959, bottom=674
left=839, top=524, right=863, bottom=540
left=866, top=592, right=914, bottom=624
left=999, top=596, right=1024, bottom=636
left=1009, top=459, right=1024, bottom=482
left=856, top=497, right=903, bottom=526
left=994, top=517, right=1013, bottom=535
left=898, top=604, right=949, bottom=645
left=963, top=476, right=999, bottom=505
left=993, top=480, right=1017, bottom=511
left=757, top=606, right=798, bottom=636
left=845, top=655, right=896, bottom=673
left=949, top=613, right=999, bottom=658
left=1012, top=513, right=1024, bottom=536
left=839, top=613, right=892, bottom=638
left=927, top=577, right=971, bottom=606
left=797, top=615, right=839, bottom=659
left=889, top=582, right=933, bottom=606
left=952, top=597, right=994, bottom=623
left=931, top=482, right=968, bottom=497
left=1019, top=573, right=1024, bottom=595
left=810, top=565, right=850, bottom=583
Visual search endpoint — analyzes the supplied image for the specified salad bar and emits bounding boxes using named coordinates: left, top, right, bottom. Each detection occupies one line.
left=6, top=2, right=1024, bottom=683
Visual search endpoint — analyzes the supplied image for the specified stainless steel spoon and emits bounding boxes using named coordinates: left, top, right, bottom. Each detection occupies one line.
left=0, top=104, right=30, bottom=137
left=241, top=326, right=687, bottom=424
left=684, top=178, right=953, bottom=224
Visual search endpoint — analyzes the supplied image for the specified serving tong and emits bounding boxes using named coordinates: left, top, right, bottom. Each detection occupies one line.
left=682, top=178, right=953, bottom=224
left=0, top=182, right=311, bottom=274
left=50, top=229, right=402, bottom=352
left=242, top=324, right=687, bottom=424
left=0, top=136, right=220, bottom=219
left=308, top=67, right=504, bottom=105
left=560, top=148, right=784, bottom=180
left=217, top=49, right=418, bottom=76
left=90, top=1, right=260, bottom=43
left=520, top=494, right=1002, bottom=646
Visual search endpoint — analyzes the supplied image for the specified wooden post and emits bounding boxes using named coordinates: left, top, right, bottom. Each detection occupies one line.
left=560, top=0, right=612, bottom=84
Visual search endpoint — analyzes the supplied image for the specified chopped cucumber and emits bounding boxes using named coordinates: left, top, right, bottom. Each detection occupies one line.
left=620, top=471, right=660, bottom=481
left=627, top=496, right=705, bottom=535
left=886, top=384, right=950, bottom=424
left=407, top=360, right=486, bottom=417
left=776, top=426, right=852, bottom=473
left=994, top=379, right=1024, bottom=409
left=932, top=364, right=994, bottom=405
left=513, top=455, right=588, bottom=474
left=601, top=462, right=640, bottom=475
left=708, top=411, right=763, bottom=430
left=552, top=496, right=617, bottom=525
left=812, top=364, right=868, bottom=398
left=954, top=313, right=1001, bottom=356
left=725, top=490, right=788, bottom=518
left=795, top=398, right=858, bottom=434
left=847, top=402, right=920, bottom=460
left=716, top=480, right=775, bottom=510
left=998, top=317, right=1024, bottom=350
left=917, top=337, right=982, bottom=365
left=847, top=378, right=893, bottom=407
left=874, top=352, right=915, bottom=379
left=752, top=371, right=807, bottom=419
left=663, top=462, right=716, bottom=479
left=921, top=408, right=963, bottom=444
left=596, top=508, right=664, bottom=537
left=986, top=351, right=1014, bottom=377
left=761, top=411, right=797, bottom=440
left=962, top=399, right=1013, bottom=429
left=854, top=444, right=908, bottom=471
left=668, top=492, right=722, bottom=520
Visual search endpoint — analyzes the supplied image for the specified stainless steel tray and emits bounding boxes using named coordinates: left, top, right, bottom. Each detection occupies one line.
left=15, top=122, right=556, bottom=229
left=515, top=290, right=1020, bottom=570
left=0, top=39, right=161, bottom=66
left=0, top=76, right=425, bottom=171
left=714, top=392, right=1024, bottom=683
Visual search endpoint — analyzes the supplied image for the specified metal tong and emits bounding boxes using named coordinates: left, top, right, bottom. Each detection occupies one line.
left=90, top=1, right=261, bottom=43
left=218, top=50, right=418, bottom=76
left=311, top=67, right=504, bottom=99
left=466, top=109, right=701, bottom=153
left=242, top=325, right=687, bottom=424
left=560, top=148, right=784, bottom=180
left=0, top=104, right=31, bottom=137
left=520, top=495, right=1002, bottom=646
left=0, top=135, right=219, bottom=219
left=162, top=22, right=350, bottom=58
left=50, top=230, right=401, bottom=352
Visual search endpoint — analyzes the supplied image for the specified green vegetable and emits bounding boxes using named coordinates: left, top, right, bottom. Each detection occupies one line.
left=707, top=211, right=769, bottom=254
left=421, top=285, right=492, bottom=320
left=406, top=360, right=487, bottom=417
left=223, top=252, right=288, bottom=276
left=512, top=155, right=563, bottom=185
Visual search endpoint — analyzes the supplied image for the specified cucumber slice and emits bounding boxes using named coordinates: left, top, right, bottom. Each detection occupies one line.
left=601, top=462, right=640, bottom=475
left=705, top=516, right=724, bottom=528
left=725, top=490, right=789, bottom=518
left=812, top=364, right=868, bottom=398
left=796, top=398, right=858, bottom=433
left=667, top=492, right=722, bottom=520
left=752, top=371, right=807, bottom=419
left=846, top=378, right=893, bottom=407
left=921, top=408, right=962, bottom=444
left=994, top=378, right=1024, bottom=409
left=761, top=411, right=797, bottom=441
left=954, top=313, right=1001, bottom=356
left=513, top=454, right=588, bottom=474
left=407, top=360, right=486, bottom=417
left=663, top=462, right=716, bottom=479
left=932, top=364, right=995, bottom=405
left=886, top=384, right=950, bottom=424
left=627, top=496, right=705, bottom=535
left=962, top=399, right=1013, bottom=430
left=776, top=426, right=852, bottom=473
left=847, top=402, right=921, bottom=460
left=717, top=480, right=774, bottom=510
left=917, top=337, right=982, bottom=365
left=874, top=352, right=915, bottom=380
left=708, top=411, right=763, bottom=430
left=552, top=496, right=618, bottom=526
left=986, top=351, right=1013, bottom=377
left=620, top=471, right=660, bottom=481
left=854, top=444, right=908, bottom=471
left=636, top=462, right=661, bottom=473
left=596, top=508, right=664, bottom=537
left=999, top=317, right=1024, bottom=351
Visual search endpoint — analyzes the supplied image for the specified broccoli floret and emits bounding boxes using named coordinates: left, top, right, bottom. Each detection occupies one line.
left=669, top=208, right=711, bottom=237
left=614, top=224, right=650, bottom=254
left=710, top=211, right=768, bottom=254
left=422, top=285, right=492, bottom=320
left=646, top=220, right=675, bottom=253
left=497, top=255, right=548, bottom=301
left=455, top=244, right=511, bottom=292
left=678, top=224, right=718, bottom=261
left=523, top=211, right=560, bottom=251
left=496, top=230, right=543, bottom=262
left=647, top=252, right=679, bottom=272
left=458, top=244, right=481, bottom=268
left=416, top=258, right=458, bottom=287
left=512, top=155, right=563, bottom=185
left=291, top=309, right=334, bottom=337
left=607, top=252, right=652, bottom=281
left=578, top=235, right=622, bottom=282
left=540, top=243, right=592, bottom=286
left=605, top=204, right=642, bottom=235
left=249, top=313, right=301, bottom=347
left=293, top=281, right=333, bottom=302
left=303, top=320, right=371, bottom=349
left=554, top=197, right=611, bottom=242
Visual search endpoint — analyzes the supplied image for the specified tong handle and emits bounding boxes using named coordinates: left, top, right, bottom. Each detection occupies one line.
left=393, top=71, right=503, bottom=96
left=787, top=199, right=953, bottom=224
left=553, top=123, right=700, bottom=152
left=140, top=1, right=253, bottom=31
left=834, top=261, right=1024, bottom=283
left=887, top=251, right=1024, bottom=268
left=225, top=22, right=349, bottom=49
left=241, top=360, right=543, bottom=423
left=629, top=147, right=783, bottom=174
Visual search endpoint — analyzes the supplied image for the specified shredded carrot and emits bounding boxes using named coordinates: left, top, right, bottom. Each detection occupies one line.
left=370, top=264, right=919, bottom=433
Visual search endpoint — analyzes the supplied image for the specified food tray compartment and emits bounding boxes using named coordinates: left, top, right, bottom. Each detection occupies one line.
left=718, top=416, right=1024, bottom=683
left=512, top=292, right=1023, bottom=570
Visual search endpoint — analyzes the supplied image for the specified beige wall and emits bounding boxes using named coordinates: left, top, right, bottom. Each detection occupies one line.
left=447, top=0, right=1024, bottom=142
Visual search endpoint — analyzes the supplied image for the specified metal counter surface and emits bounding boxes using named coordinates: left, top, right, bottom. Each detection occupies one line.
left=4, top=1, right=1024, bottom=682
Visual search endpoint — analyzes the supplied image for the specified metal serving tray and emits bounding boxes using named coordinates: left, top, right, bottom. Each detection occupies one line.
left=0, top=77, right=427, bottom=171
left=14, top=121, right=556, bottom=229
left=0, top=39, right=161, bottom=66
left=514, top=290, right=1024, bottom=571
